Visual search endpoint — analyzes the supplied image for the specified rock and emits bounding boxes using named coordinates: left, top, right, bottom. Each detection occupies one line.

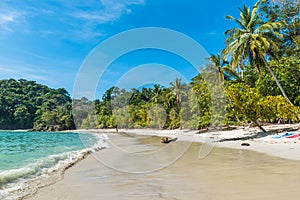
left=241, top=143, right=250, bottom=146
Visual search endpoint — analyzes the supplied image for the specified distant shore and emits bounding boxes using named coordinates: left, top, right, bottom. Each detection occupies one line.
left=73, top=123, right=300, bottom=161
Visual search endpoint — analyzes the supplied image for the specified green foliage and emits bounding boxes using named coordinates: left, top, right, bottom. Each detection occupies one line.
left=226, top=83, right=261, bottom=123
left=260, top=0, right=300, bottom=57
left=225, top=83, right=300, bottom=124
left=34, top=103, right=75, bottom=131
left=256, top=57, right=300, bottom=106
left=222, top=0, right=292, bottom=102
left=76, top=74, right=217, bottom=130
left=0, top=79, right=74, bottom=130
left=72, top=97, right=93, bottom=128
left=260, top=96, right=300, bottom=122
left=190, top=74, right=212, bottom=128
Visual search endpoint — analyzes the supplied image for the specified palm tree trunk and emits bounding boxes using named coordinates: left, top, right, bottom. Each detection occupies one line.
left=252, top=120, right=266, bottom=132
left=263, top=58, right=293, bottom=105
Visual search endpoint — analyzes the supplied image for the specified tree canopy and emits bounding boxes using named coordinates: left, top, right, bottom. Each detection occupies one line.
left=0, top=79, right=75, bottom=131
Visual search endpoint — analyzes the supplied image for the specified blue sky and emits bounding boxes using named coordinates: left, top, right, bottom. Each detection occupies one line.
left=0, top=0, right=257, bottom=99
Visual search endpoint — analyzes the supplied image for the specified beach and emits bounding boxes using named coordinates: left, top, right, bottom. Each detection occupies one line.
left=26, top=124, right=300, bottom=200
left=75, top=123, right=300, bottom=161
left=1, top=0, right=299, bottom=199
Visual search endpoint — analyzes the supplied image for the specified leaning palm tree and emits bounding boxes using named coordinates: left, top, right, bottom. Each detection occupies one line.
left=222, top=0, right=292, bottom=104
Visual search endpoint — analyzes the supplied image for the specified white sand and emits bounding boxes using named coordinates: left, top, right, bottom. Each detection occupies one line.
left=75, top=123, right=300, bottom=161
left=28, top=125, right=300, bottom=200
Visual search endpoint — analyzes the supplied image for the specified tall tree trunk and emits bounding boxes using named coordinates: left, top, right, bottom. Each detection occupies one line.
left=263, top=58, right=293, bottom=105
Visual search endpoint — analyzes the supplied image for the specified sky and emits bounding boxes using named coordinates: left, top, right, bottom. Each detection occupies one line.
left=0, top=0, right=257, bottom=99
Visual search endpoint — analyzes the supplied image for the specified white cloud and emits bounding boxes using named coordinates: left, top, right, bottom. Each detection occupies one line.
left=72, top=0, right=145, bottom=24
left=72, top=12, right=117, bottom=24
left=65, top=0, right=144, bottom=41
left=0, top=11, right=25, bottom=31
left=0, top=13, right=15, bottom=23
left=72, top=28, right=105, bottom=41
left=0, top=0, right=145, bottom=41
left=207, top=31, right=217, bottom=36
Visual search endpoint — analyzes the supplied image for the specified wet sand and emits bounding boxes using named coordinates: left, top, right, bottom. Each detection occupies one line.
left=27, top=132, right=300, bottom=200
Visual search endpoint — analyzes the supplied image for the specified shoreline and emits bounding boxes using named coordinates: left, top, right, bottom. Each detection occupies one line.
left=73, top=123, right=300, bottom=161
left=27, top=124, right=300, bottom=200
left=5, top=124, right=297, bottom=199
left=0, top=132, right=108, bottom=200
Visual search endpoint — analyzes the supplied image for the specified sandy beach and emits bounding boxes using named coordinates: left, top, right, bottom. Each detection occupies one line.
left=25, top=124, right=300, bottom=200
left=76, top=123, right=300, bottom=161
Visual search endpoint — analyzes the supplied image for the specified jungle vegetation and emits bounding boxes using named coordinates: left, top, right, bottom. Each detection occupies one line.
left=0, top=79, right=75, bottom=131
left=1, top=0, right=299, bottom=131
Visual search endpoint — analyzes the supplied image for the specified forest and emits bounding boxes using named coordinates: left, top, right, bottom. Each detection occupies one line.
left=0, top=0, right=299, bottom=131
left=0, top=79, right=74, bottom=131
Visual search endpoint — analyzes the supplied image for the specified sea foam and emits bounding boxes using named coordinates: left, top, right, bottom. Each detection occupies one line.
left=0, top=132, right=108, bottom=200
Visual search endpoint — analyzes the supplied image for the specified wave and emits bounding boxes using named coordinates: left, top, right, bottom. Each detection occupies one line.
left=0, top=133, right=109, bottom=200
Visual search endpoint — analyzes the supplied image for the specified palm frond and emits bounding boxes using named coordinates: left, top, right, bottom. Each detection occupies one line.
left=226, top=15, right=245, bottom=29
left=249, top=0, right=262, bottom=26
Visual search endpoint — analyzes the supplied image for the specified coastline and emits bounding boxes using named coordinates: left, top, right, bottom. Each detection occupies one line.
left=0, top=132, right=108, bottom=200
left=27, top=124, right=300, bottom=200
left=74, top=123, right=300, bottom=161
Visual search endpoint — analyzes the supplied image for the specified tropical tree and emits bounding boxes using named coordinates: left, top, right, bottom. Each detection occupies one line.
left=208, top=53, right=239, bottom=82
left=190, top=74, right=212, bottom=129
left=259, top=0, right=300, bottom=57
left=150, top=84, right=164, bottom=104
left=222, top=0, right=292, bottom=103
left=226, top=82, right=266, bottom=131
left=170, top=78, right=186, bottom=111
left=256, top=57, right=300, bottom=106
left=0, top=79, right=75, bottom=130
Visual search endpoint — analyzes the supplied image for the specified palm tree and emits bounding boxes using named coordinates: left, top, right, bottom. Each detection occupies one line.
left=162, top=88, right=176, bottom=112
left=150, top=84, right=163, bottom=104
left=170, top=78, right=186, bottom=111
left=208, top=53, right=240, bottom=82
left=222, top=0, right=292, bottom=104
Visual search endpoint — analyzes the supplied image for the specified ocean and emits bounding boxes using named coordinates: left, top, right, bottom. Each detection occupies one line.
left=0, top=131, right=108, bottom=200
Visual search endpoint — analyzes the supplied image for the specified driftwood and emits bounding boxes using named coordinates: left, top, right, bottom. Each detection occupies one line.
left=161, top=137, right=177, bottom=144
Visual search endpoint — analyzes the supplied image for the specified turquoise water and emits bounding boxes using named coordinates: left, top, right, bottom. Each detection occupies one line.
left=0, top=131, right=107, bottom=199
